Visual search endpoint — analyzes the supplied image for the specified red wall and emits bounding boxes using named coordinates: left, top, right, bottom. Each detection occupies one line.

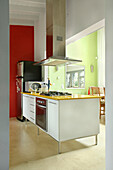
left=10, top=25, right=34, bottom=118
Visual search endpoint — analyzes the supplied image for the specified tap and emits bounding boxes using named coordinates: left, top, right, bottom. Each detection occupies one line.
left=47, top=78, right=51, bottom=92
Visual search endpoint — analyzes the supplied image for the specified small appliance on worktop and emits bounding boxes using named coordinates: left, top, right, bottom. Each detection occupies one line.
left=25, top=81, right=43, bottom=93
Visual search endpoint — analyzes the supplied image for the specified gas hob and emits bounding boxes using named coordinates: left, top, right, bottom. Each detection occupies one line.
left=40, top=91, right=72, bottom=96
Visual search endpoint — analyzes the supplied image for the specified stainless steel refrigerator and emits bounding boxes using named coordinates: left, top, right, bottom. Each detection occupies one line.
left=16, top=61, right=42, bottom=121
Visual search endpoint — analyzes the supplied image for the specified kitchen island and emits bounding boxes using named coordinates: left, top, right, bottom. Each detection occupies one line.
left=22, top=92, right=101, bottom=153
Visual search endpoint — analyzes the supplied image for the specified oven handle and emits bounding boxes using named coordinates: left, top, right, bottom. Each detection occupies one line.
left=36, top=103, right=46, bottom=109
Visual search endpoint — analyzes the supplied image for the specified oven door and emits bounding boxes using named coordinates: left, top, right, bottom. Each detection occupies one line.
left=36, top=102, right=46, bottom=131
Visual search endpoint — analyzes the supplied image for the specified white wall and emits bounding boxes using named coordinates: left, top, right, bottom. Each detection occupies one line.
left=35, top=0, right=105, bottom=59
left=0, top=0, right=9, bottom=169
left=10, top=18, right=34, bottom=26
left=66, top=0, right=105, bottom=39
left=106, top=0, right=113, bottom=169
left=97, top=27, right=105, bottom=87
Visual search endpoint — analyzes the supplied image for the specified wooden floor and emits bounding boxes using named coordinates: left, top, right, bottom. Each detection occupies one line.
left=9, top=117, right=105, bottom=170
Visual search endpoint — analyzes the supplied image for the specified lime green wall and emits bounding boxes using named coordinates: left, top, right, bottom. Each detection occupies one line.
left=49, top=32, right=98, bottom=94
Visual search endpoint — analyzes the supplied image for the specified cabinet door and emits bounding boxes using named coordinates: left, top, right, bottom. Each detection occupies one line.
left=23, top=95, right=29, bottom=119
left=48, top=100, right=59, bottom=141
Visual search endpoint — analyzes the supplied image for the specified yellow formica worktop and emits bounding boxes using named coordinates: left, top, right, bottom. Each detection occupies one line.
left=22, top=92, right=102, bottom=100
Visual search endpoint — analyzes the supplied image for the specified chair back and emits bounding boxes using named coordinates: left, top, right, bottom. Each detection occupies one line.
left=91, top=87, right=100, bottom=96
left=103, top=87, right=105, bottom=96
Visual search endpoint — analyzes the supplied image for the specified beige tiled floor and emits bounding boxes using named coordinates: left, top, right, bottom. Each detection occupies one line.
left=9, top=117, right=105, bottom=170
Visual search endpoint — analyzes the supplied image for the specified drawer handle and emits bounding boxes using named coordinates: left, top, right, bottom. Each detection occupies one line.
left=49, top=101, right=56, bottom=105
left=30, top=117, right=34, bottom=120
left=30, top=110, right=34, bottom=113
left=36, top=104, right=46, bottom=109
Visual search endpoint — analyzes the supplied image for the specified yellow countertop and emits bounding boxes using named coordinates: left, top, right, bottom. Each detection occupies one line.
left=22, top=92, right=102, bottom=100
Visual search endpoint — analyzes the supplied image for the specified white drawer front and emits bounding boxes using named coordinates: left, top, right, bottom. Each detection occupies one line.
left=29, top=97, right=35, bottom=105
left=29, top=105, right=35, bottom=112
left=29, top=110, right=35, bottom=117
left=29, top=116, right=35, bottom=124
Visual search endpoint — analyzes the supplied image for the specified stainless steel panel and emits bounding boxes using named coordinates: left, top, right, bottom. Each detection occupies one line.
left=16, top=78, right=24, bottom=121
left=17, top=61, right=24, bottom=77
left=46, top=0, right=65, bottom=57
left=16, top=77, right=23, bottom=92
left=34, top=0, right=82, bottom=66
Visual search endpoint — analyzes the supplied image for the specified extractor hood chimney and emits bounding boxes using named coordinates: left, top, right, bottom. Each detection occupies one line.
left=35, top=0, right=82, bottom=66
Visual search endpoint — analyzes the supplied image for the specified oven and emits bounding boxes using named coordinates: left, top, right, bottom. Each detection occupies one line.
left=36, top=98, right=47, bottom=131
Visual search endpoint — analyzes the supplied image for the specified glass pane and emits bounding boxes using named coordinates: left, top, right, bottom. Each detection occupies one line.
left=66, top=65, right=85, bottom=89
left=73, top=72, right=78, bottom=87
left=80, top=71, right=84, bottom=77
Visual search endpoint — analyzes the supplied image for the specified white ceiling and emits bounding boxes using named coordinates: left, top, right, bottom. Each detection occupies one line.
left=9, top=0, right=46, bottom=25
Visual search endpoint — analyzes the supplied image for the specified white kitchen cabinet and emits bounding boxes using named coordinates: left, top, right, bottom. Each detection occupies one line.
left=48, top=100, right=59, bottom=141
left=59, top=99, right=99, bottom=141
left=22, top=93, right=100, bottom=153
left=23, top=94, right=29, bottom=120
left=23, top=94, right=36, bottom=124
left=48, top=98, right=100, bottom=142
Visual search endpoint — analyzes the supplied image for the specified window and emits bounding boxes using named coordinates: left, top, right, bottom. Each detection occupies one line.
left=66, top=65, right=85, bottom=89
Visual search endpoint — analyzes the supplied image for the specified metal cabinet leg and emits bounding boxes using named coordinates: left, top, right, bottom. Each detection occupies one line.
left=95, top=135, right=98, bottom=145
left=58, top=142, right=61, bottom=154
left=37, top=127, right=39, bottom=135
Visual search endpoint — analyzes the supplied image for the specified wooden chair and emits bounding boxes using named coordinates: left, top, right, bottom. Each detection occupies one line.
left=99, top=87, right=105, bottom=119
left=90, top=87, right=105, bottom=119
left=90, top=87, right=100, bottom=96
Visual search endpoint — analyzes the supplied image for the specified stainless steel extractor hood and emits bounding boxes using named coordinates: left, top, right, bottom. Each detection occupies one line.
left=35, top=0, right=82, bottom=66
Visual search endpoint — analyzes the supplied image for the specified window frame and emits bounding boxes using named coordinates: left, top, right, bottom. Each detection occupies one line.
left=65, top=65, right=85, bottom=89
